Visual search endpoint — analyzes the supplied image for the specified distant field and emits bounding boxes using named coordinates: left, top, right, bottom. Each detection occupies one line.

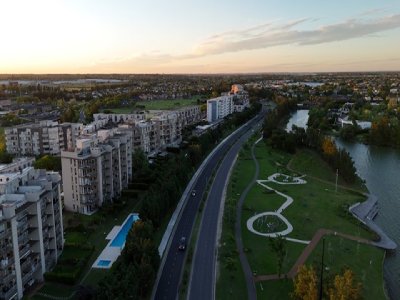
left=104, top=97, right=200, bottom=113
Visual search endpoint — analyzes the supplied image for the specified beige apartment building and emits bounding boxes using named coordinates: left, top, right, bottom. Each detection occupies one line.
left=0, top=159, right=63, bottom=300
left=95, top=106, right=202, bottom=155
left=61, top=129, right=132, bottom=215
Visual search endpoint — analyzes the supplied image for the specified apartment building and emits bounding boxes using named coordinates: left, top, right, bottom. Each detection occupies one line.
left=230, top=84, right=250, bottom=112
left=5, top=121, right=83, bottom=156
left=207, top=95, right=234, bottom=123
left=0, top=161, right=63, bottom=300
left=61, top=129, right=132, bottom=215
left=96, top=106, right=202, bottom=154
left=206, top=85, right=250, bottom=122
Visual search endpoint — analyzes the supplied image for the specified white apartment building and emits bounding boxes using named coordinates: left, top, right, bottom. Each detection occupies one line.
left=206, top=85, right=250, bottom=122
left=207, top=95, right=234, bottom=123
left=61, top=129, right=132, bottom=215
left=0, top=161, right=63, bottom=300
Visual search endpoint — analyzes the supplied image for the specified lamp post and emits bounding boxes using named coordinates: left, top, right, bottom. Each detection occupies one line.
left=318, top=238, right=325, bottom=300
left=335, top=169, right=338, bottom=193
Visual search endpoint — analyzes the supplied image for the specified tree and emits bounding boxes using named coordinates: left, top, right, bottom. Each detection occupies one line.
left=268, top=235, right=287, bottom=277
left=33, top=155, right=62, bottom=171
left=292, top=265, right=318, bottom=300
left=327, top=269, right=361, bottom=300
left=322, top=137, right=337, bottom=156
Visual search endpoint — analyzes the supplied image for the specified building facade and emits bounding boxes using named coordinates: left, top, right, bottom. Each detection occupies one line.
left=5, top=121, right=83, bottom=156
left=206, top=95, right=234, bottom=123
left=0, top=162, right=63, bottom=300
left=61, top=129, right=132, bottom=215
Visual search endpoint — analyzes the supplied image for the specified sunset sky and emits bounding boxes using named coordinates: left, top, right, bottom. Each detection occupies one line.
left=1, top=0, right=400, bottom=73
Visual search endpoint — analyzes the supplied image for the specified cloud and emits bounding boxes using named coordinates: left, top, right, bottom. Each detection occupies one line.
left=90, top=13, right=400, bottom=71
left=190, top=14, right=400, bottom=56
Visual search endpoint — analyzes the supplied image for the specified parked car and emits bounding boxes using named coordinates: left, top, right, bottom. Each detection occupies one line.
left=178, top=237, right=186, bottom=251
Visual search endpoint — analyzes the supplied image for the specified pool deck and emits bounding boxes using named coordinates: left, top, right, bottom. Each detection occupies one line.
left=92, top=213, right=138, bottom=269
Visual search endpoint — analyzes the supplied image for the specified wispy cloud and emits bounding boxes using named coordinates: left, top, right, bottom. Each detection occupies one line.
left=190, top=14, right=400, bottom=56
left=91, top=13, right=400, bottom=70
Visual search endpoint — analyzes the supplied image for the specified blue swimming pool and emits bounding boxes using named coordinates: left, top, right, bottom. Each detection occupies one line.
left=97, top=260, right=111, bottom=267
left=110, top=214, right=140, bottom=247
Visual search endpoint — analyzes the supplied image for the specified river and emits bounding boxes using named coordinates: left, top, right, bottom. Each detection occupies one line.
left=287, top=109, right=400, bottom=299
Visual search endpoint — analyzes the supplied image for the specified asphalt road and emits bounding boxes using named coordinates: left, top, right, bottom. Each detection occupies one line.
left=187, top=116, right=264, bottom=300
left=153, top=111, right=265, bottom=300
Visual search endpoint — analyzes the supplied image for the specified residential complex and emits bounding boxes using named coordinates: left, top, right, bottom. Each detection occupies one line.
left=61, top=128, right=132, bottom=215
left=0, top=159, right=63, bottom=300
left=206, top=84, right=250, bottom=122
left=94, top=105, right=202, bottom=154
left=5, top=121, right=83, bottom=156
left=5, top=106, right=202, bottom=157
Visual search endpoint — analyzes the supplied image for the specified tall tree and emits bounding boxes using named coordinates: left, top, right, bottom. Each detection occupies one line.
left=268, top=235, right=287, bottom=278
left=327, top=269, right=361, bottom=300
left=292, top=265, right=318, bottom=300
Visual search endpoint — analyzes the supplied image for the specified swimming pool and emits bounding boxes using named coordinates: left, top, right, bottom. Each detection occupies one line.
left=97, top=260, right=111, bottom=267
left=92, top=213, right=140, bottom=269
left=110, top=214, right=140, bottom=247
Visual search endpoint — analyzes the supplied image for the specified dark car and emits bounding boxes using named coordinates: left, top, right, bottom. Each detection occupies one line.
left=178, top=237, right=186, bottom=251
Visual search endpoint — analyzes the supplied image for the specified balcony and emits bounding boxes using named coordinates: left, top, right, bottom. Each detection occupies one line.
left=0, top=285, right=17, bottom=300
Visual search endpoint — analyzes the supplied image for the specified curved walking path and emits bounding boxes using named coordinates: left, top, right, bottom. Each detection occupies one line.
left=234, top=136, right=263, bottom=300
left=246, top=173, right=310, bottom=244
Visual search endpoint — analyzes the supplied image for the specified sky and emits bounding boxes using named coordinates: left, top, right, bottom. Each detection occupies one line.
left=1, top=0, right=400, bottom=74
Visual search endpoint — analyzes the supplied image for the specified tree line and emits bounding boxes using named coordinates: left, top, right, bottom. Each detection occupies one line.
left=263, top=99, right=358, bottom=184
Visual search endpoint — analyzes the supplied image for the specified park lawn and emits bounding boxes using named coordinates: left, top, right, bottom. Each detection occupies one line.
left=216, top=137, right=257, bottom=300
left=216, top=138, right=385, bottom=299
left=136, top=97, right=199, bottom=110
left=257, top=280, right=293, bottom=300
left=105, top=97, right=200, bottom=113
left=243, top=144, right=374, bottom=272
left=289, top=149, right=367, bottom=192
left=306, top=235, right=386, bottom=300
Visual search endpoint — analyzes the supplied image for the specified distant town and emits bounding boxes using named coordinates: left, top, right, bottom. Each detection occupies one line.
left=0, top=72, right=399, bottom=300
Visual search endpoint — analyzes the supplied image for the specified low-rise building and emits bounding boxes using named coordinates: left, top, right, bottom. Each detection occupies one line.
left=0, top=161, right=63, bottom=300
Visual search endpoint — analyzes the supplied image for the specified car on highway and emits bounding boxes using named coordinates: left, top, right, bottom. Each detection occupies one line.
left=191, top=190, right=196, bottom=197
left=178, top=237, right=186, bottom=251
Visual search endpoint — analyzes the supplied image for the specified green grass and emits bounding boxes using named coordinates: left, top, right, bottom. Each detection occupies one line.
left=306, top=236, right=386, bottom=300
left=104, top=96, right=200, bottom=113
left=217, top=139, right=385, bottom=300
left=29, top=282, right=75, bottom=299
left=136, top=97, right=199, bottom=110
left=289, top=149, right=367, bottom=192
left=257, top=280, right=293, bottom=300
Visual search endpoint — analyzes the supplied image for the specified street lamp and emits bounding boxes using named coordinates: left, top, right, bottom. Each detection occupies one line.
left=319, top=238, right=325, bottom=300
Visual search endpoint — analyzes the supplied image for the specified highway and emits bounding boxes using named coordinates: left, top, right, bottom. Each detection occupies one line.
left=153, top=110, right=265, bottom=300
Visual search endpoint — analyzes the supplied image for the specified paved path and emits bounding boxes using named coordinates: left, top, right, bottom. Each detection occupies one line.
left=246, top=173, right=309, bottom=244
left=234, top=136, right=263, bottom=300
left=254, top=228, right=373, bottom=282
